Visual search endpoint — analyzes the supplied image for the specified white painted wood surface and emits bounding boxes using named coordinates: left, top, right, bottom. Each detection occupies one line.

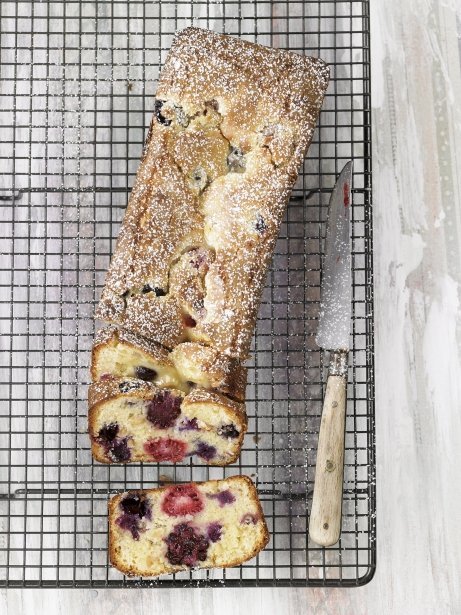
left=2, top=0, right=461, bottom=612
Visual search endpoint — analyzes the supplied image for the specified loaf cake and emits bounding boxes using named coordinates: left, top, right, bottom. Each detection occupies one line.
left=92, top=325, right=247, bottom=401
left=88, top=378, right=247, bottom=465
left=95, top=27, right=329, bottom=359
left=109, top=476, right=269, bottom=576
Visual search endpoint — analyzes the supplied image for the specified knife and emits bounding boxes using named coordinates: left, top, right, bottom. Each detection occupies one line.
left=308, top=161, right=353, bottom=547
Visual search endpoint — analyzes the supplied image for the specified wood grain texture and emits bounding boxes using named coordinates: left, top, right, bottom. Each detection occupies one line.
left=309, top=375, right=347, bottom=547
left=1, top=0, right=461, bottom=612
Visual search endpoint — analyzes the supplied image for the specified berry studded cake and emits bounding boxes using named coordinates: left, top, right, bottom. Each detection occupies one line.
left=88, top=378, right=247, bottom=465
left=109, top=476, right=269, bottom=576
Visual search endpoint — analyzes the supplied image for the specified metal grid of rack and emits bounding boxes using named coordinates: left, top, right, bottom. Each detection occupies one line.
left=0, top=0, right=374, bottom=587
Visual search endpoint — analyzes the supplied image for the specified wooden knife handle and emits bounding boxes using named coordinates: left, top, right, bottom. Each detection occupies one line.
left=309, top=374, right=347, bottom=546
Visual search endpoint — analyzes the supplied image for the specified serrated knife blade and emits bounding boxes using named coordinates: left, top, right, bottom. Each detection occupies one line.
left=315, top=160, right=353, bottom=352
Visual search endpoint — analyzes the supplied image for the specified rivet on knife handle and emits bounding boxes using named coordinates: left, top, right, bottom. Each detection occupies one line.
left=309, top=359, right=347, bottom=547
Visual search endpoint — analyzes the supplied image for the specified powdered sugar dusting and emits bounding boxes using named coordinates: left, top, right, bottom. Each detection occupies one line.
left=96, top=27, right=329, bottom=359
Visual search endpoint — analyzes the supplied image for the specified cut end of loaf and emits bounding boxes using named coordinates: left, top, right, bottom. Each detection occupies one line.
left=88, top=378, right=247, bottom=466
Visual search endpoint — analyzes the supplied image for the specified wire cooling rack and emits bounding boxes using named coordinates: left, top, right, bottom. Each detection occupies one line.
left=0, top=0, right=374, bottom=587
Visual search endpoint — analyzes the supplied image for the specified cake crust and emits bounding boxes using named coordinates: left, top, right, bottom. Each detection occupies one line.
left=92, top=325, right=174, bottom=370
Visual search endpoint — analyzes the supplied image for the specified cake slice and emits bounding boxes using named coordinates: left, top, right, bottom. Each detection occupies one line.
left=91, top=325, right=185, bottom=391
left=88, top=378, right=246, bottom=465
left=109, top=476, right=269, bottom=577
left=91, top=326, right=247, bottom=401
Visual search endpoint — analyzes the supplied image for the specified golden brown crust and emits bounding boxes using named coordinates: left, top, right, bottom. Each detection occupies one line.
left=182, top=386, right=246, bottom=421
left=91, top=439, right=111, bottom=464
left=108, top=475, right=269, bottom=577
left=93, top=325, right=172, bottom=363
left=169, top=342, right=247, bottom=402
left=96, top=27, right=329, bottom=359
left=97, top=291, right=186, bottom=349
left=91, top=325, right=174, bottom=381
left=88, top=377, right=169, bottom=409
left=108, top=495, right=124, bottom=574
left=158, top=28, right=329, bottom=152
